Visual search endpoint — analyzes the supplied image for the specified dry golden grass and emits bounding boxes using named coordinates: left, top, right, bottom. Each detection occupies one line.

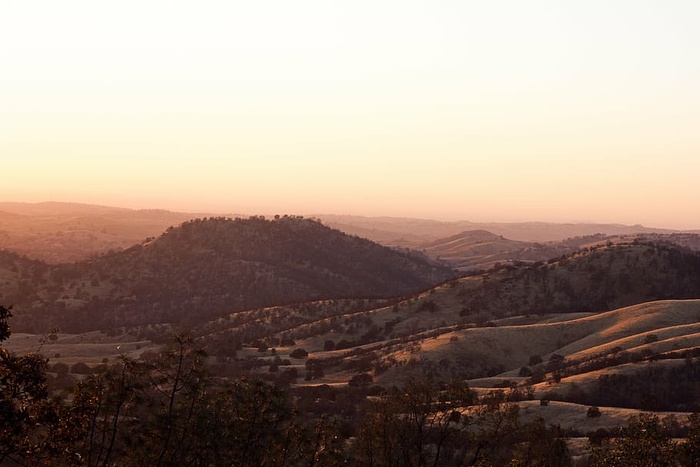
left=373, top=300, right=700, bottom=385
left=515, top=400, right=689, bottom=432
left=5, top=331, right=160, bottom=364
left=555, top=300, right=700, bottom=357
left=533, top=359, right=687, bottom=397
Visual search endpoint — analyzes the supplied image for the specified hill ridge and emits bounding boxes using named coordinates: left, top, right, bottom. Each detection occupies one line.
left=1, top=216, right=454, bottom=333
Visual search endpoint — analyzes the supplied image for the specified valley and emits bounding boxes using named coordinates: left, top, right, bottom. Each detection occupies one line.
left=2, top=205, right=700, bottom=465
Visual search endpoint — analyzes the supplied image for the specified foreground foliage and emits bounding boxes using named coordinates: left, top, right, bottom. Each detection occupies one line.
left=591, top=413, right=700, bottom=467
left=2, top=304, right=700, bottom=466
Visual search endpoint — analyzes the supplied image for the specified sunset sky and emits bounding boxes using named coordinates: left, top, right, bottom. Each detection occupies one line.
left=2, top=1, right=699, bottom=229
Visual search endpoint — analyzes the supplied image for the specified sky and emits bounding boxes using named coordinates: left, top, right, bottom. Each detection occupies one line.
left=1, top=1, right=699, bottom=229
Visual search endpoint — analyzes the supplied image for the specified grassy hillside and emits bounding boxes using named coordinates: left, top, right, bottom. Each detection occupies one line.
left=414, top=230, right=700, bottom=272
left=374, top=299, right=700, bottom=383
left=455, top=241, right=700, bottom=316
left=5, top=242, right=700, bottom=446
left=171, top=242, right=700, bottom=394
left=203, top=299, right=700, bottom=424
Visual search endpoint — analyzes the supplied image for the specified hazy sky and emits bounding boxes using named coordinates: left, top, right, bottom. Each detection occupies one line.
left=2, top=1, right=699, bottom=228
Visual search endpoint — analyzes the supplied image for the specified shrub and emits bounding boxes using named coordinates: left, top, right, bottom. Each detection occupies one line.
left=588, top=428, right=610, bottom=446
left=51, top=362, right=69, bottom=376
left=70, top=362, right=92, bottom=375
left=348, top=373, right=373, bottom=387
left=528, top=355, right=543, bottom=366
left=290, top=348, right=309, bottom=359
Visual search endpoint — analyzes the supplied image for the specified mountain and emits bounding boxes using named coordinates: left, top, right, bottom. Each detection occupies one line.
left=2, top=216, right=454, bottom=332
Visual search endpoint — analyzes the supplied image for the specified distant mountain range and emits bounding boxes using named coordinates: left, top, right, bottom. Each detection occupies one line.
left=0, top=202, right=696, bottom=263
left=413, top=230, right=700, bottom=271
left=318, top=214, right=692, bottom=245
left=0, top=202, right=204, bottom=263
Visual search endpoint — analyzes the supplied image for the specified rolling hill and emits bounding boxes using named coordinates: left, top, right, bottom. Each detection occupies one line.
left=374, top=299, right=700, bottom=388
left=5, top=235, right=700, bottom=452
left=414, top=229, right=571, bottom=271
left=0, top=216, right=454, bottom=333
left=147, top=240, right=700, bottom=389
left=4, top=209, right=700, bottom=465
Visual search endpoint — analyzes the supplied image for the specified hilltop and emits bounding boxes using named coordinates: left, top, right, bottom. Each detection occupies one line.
left=0, top=216, right=454, bottom=332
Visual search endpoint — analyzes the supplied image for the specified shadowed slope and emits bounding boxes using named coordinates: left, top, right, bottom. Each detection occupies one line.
left=2, top=216, right=454, bottom=332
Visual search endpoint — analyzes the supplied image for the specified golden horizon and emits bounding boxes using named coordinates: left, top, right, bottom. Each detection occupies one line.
left=2, top=2, right=699, bottom=230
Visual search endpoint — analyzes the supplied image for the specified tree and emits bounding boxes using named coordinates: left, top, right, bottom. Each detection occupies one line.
left=0, top=305, right=78, bottom=465
left=353, top=377, right=476, bottom=466
left=510, top=419, right=571, bottom=467
left=528, top=355, right=543, bottom=366
left=70, top=356, right=146, bottom=466
left=70, top=362, right=93, bottom=375
left=468, top=399, right=521, bottom=466
left=348, top=373, right=373, bottom=388
left=591, top=414, right=678, bottom=467
left=68, top=334, right=302, bottom=466
left=288, top=415, right=345, bottom=467
left=290, top=348, right=309, bottom=359
left=681, top=413, right=700, bottom=465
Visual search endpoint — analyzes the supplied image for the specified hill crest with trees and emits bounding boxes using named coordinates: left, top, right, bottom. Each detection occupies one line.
left=0, top=216, right=454, bottom=332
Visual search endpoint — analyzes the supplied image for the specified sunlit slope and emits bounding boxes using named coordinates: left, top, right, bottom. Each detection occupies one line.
left=415, top=230, right=569, bottom=271
left=375, top=300, right=700, bottom=382
left=185, top=242, right=700, bottom=388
